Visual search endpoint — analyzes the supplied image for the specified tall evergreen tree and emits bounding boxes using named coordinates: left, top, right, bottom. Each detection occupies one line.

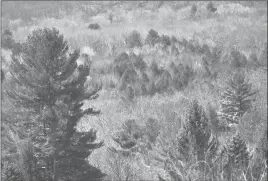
left=5, top=28, right=104, bottom=181
left=186, top=100, right=211, bottom=161
left=218, top=71, right=257, bottom=125
left=224, top=133, right=249, bottom=180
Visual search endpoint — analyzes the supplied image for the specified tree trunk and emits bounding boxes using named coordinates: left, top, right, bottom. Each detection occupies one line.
left=53, top=156, right=59, bottom=181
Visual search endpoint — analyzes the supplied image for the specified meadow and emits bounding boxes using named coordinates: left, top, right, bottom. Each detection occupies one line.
left=1, top=1, right=267, bottom=181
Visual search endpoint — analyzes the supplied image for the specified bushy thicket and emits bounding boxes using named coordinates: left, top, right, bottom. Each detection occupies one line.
left=125, top=30, right=143, bottom=48
left=108, top=29, right=266, bottom=100
left=145, top=29, right=160, bottom=47
left=190, top=4, right=197, bottom=18
left=207, top=2, right=217, bottom=13
left=1, top=29, right=15, bottom=49
left=88, top=23, right=101, bottom=30
left=1, top=28, right=23, bottom=55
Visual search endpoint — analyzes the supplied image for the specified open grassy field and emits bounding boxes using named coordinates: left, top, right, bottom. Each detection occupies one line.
left=1, top=1, right=267, bottom=181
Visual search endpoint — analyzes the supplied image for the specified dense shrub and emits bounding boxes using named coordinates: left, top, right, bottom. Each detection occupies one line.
left=248, top=52, right=259, bottom=68
left=180, top=38, right=188, bottom=48
left=210, top=46, right=222, bottom=63
left=229, top=49, right=248, bottom=68
left=111, top=119, right=144, bottom=152
left=125, top=30, right=142, bottom=48
left=149, top=61, right=163, bottom=78
left=198, top=43, right=211, bottom=55
left=207, top=2, right=217, bottom=13
left=144, top=118, right=161, bottom=144
left=108, top=13, right=113, bottom=24
left=168, top=62, right=179, bottom=77
left=155, top=70, right=172, bottom=93
left=11, top=43, right=23, bottom=55
left=140, top=72, right=150, bottom=83
left=182, top=65, right=194, bottom=87
left=173, top=75, right=184, bottom=91
left=129, top=53, right=147, bottom=72
left=145, top=29, right=160, bottom=46
left=190, top=4, right=197, bottom=17
left=2, top=163, right=24, bottom=181
left=118, top=75, right=127, bottom=91
left=170, top=45, right=180, bottom=56
left=1, top=28, right=15, bottom=50
left=88, top=23, right=101, bottom=30
left=170, top=35, right=178, bottom=44
left=186, top=41, right=196, bottom=52
left=123, top=68, right=138, bottom=84
left=147, top=80, right=157, bottom=96
left=113, top=52, right=132, bottom=77
left=160, top=35, right=171, bottom=48
left=140, top=83, right=147, bottom=95
left=118, top=68, right=138, bottom=91
left=125, top=85, right=135, bottom=101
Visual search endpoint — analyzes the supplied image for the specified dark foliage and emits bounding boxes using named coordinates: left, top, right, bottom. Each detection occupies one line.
left=147, top=80, right=157, bottom=96
left=145, top=29, right=160, bottom=47
left=149, top=61, right=163, bottom=78
left=113, top=52, right=132, bottom=77
left=186, top=100, right=211, bottom=161
left=88, top=23, right=101, bottom=30
left=1, top=28, right=15, bottom=50
left=207, top=2, right=217, bottom=13
left=125, top=30, right=142, bottom=48
left=125, top=85, right=135, bottom=101
left=11, top=43, right=23, bottom=55
left=224, top=133, right=249, bottom=180
left=170, top=35, right=178, bottom=44
left=190, top=4, right=197, bottom=17
left=1, top=69, right=5, bottom=83
left=160, top=35, right=171, bottom=48
left=144, top=118, right=161, bottom=144
left=230, top=49, right=248, bottom=68
left=108, top=13, right=113, bottom=24
left=129, top=53, right=147, bottom=72
left=155, top=70, right=172, bottom=93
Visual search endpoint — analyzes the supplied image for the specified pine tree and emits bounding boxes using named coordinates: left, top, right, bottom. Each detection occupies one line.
left=224, top=133, right=249, bottom=180
left=5, top=28, right=104, bottom=181
left=218, top=71, right=257, bottom=125
left=251, top=128, right=268, bottom=181
left=186, top=100, right=211, bottom=161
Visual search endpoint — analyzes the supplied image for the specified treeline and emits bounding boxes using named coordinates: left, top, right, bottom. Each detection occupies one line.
left=109, top=28, right=267, bottom=101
